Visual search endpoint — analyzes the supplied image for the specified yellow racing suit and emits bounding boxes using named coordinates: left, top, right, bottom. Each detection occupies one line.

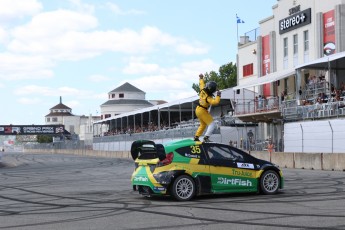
left=195, top=78, right=221, bottom=138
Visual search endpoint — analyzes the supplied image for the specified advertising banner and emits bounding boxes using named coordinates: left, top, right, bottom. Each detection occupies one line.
left=323, top=10, right=335, bottom=56
left=262, top=35, right=271, bottom=96
left=0, top=125, right=65, bottom=135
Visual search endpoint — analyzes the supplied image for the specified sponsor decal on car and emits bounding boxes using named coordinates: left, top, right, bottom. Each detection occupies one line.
left=133, top=176, right=149, bottom=182
left=232, top=169, right=253, bottom=177
left=217, top=177, right=252, bottom=186
left=237, top=162, right=254, bottom=169
left=153, top=187, right=166, bottom=191
left=184, top=153, right=200, bottom=159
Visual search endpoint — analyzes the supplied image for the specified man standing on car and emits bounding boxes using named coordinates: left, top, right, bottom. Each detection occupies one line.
left=194, top=73, right=221, bottom=142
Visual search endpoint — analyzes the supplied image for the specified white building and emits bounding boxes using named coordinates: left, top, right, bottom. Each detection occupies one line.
left=45, top=97, right=100, bottom=141
left=100, top=82, right=164, bottom=120
left=235, top=0, right=345, bottom=153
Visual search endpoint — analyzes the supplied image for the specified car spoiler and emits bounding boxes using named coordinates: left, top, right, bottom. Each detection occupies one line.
left=130, top=140, right=166, bottom=161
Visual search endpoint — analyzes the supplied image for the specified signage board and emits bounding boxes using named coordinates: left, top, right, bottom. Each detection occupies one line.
left=279, top=8, right=311, bottom=34
left=0, top=125, right=65, bottom=135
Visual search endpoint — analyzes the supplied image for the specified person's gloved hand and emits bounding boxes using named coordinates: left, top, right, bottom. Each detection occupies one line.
left=217, top=91, right=221, bottom=97
left=199, top=74, right=204, bottom=79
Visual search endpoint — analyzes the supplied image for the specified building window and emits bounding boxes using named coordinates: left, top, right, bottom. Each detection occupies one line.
left=119, top=93, right=124, bottom=98
left=46, top=118, right=50, bottom=122
left=293, top=34, right=298, bottom=55
left=243, top=63, right=253, bottom=77
left=304, top=30, right=309, bottom=52
left=112, top=94, right=115, bottom=98
left=304, top=30, right=309, bottom=62
left=293, top=34, right=298, bottom=66
left=283, top=37, right=288, bottom=69
left=283, top=37, right=288, bottom=57
left=105, top=114, right=111, bottom=118
left=52, top=117, right=58, bottom=122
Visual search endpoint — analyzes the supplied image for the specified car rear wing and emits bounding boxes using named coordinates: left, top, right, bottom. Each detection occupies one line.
left=130, top=140, right=166, bottom=161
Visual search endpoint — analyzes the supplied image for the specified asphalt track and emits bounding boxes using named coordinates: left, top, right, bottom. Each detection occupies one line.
left=0, top=153, right=345, bottom=230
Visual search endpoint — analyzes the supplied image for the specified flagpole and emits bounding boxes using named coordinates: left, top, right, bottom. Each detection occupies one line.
left=236, top=14, right=239, bottom=44
left=237, top=20, right=239, bottom=44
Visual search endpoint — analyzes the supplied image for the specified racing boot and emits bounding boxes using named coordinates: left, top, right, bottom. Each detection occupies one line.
left=203, top=136, right=211, bottom=143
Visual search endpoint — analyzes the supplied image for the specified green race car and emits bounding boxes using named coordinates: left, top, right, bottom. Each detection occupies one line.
left=131, top=139, right=283, bottom=201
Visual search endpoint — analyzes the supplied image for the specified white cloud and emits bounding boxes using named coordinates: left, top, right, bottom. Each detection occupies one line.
left=10, top=9, right=98, bottom=41
left=17, top=97, right=42, bottom=105
left=0, top=0, right=42, bottom=22
left=123, top=62, right=159, bottom=74
left=169, top=91, right=197, bottom=100
left=88, top=74, right=111, bottom=82
left=65, top=100, right=80, bottom=108
left=1, top=6, right=209, bottom=83
left=69, top=0, right=95, bottom=14
left=9, top=19, right=207, bottom=60
left=0, top=27, right=8, bottom=44
left=176, top=43, right=209, bottom=55
left=0, top=53, right=54, bottom=80
left=123, top=58, right=218, bottom=78
left=126, top=59, right=219, bottom=101
left=106, top=2, right=145, bottom=15
left=14, top=85, right=89, bottom=97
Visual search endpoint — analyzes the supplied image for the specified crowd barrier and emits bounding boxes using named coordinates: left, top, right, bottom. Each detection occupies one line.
left=23, top=148, right=345, bottom=171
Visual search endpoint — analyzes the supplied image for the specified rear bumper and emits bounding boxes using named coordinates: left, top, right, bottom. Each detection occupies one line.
left=131, top=172, right=167, bottom=195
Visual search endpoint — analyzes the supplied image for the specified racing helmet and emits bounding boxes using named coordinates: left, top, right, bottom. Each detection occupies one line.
left=205, top=81, right=217, bottom=95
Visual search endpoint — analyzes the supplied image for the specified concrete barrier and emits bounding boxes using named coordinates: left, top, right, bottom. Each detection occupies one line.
left=250, top=151, right=270, bottom=162
left=24, top=149, right=132, bottom=159
left=271, top=152, right=295, bottom=169
left=293, top=152, right=322, bottom=170
left=322, top=153, right=345, bottom=171
left=24, top=149, right=345, bottom=171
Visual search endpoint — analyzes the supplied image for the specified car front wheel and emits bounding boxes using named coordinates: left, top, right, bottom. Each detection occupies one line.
left=260, top=170, right=280, bottom=195
left=171, top=175, right=196, bottom=201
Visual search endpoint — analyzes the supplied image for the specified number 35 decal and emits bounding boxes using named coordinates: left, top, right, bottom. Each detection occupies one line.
left=190, top=145, right=201, bottom=154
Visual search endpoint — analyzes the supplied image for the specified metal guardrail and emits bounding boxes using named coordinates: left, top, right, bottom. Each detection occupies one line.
left=234, top=96, right=279, bottom=115
left=244, top=28, right=260, bottom=42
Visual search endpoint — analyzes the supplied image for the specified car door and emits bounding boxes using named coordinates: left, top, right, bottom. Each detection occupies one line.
left=203, top=143, right=257, bottom=193
left=174, top=143, right=212, bottom=194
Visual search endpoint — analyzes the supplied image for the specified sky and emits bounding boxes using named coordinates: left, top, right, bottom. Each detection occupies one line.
left=0, top=0, right=277, bottom=125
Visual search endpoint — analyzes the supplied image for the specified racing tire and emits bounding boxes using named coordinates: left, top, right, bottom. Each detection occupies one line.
left=171, top=175, right=196, bottom=201
left=260, top=170, right=280, bottom=195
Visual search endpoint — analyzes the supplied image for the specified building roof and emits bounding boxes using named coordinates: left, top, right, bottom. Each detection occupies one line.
left=101, top=99, right=153, bottom=106
left=50, top=103, right=71, bottom=110
left=109, top=82, right=144, bottom=93
left=49, top=97, right=71, bottom=110
left=149, top=100, right=168, bottom=105
left=45, top=112, right=74, bottom=117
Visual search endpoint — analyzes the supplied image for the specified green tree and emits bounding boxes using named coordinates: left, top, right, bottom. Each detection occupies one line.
left=37, top=135, right=53, bottom=143
left=192, top=62, right=237, bottom=93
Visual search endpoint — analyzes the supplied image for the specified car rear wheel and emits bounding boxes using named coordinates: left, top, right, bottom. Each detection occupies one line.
left=260, top=170, right=280, bottom=195
left=171, top=175, right=195, bottom=201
